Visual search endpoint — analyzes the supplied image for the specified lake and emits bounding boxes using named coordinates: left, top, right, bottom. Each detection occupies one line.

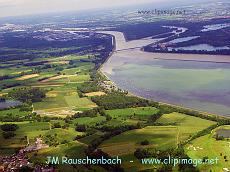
left=100, top=31, right=230, bottom=117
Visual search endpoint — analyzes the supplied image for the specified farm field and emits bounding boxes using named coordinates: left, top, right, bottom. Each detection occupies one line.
left=106, top=107, right=160, bottom=119
left=0, top=54, right=99, bottom=157
left=0, top=122, right=49, bottom=155
left=0, top=55, right=97, bottom=117
left=34, top=89, right=97, bottom=117
left=15, top=74, right=40, bottom=81
left=99, top=112, right=216, bottom=170
left=33, top=85, right=97, bottom=117
left=0, top=120, right=84, bottom=155
left=79, top=131, right=104, bottom=145
left=186, top=125, right=230, bottom=172
left=103, top=118, right=141, bottom=127
left=0, top=108, right=30, bottom=119
left=28, top=141, right=87, bottom=163
left=100, top=126, right=178, bottom=156
left=156, top=112, right=216, bottom=141
left=85, top=91, right=106, bottom=97
left=72, top=116, right=106, bottom=126
left=99, top=111, right=215, bottom=171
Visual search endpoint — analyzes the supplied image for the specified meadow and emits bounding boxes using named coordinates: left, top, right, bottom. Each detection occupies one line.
left=0, top=54, right=97, bottom=118
left=106, top=107, right=159, bottom=119
left=156, top=112, right=216, bottom=141
left=28, top=141, right=87, bottom=163
left=0, top=120, right=85, bottom=155
left=72, top=116, right=106, bottom=126
left=34, top=87, right=97, bottom=117
left=99, top=112, right=216, bottom=170
left=0, top=121, right=49, bottom=155
left=100, top=126, right=178, bottom=155
left=186, top=125, right=230, bottom=171
left=0, top=54, right=97, bottom=155
left=0, top=108, right=29, bottom=120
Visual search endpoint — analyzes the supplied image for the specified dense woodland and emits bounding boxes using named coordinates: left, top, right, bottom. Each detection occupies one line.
left=0, top=32, right=113, bottom=62
left=8, top=87, right=47, bottom=103
left=91, top=93, right=151, bottom=110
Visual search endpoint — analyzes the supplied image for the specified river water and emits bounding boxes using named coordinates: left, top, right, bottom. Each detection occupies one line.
left=100, top=31, right=230, bottom=117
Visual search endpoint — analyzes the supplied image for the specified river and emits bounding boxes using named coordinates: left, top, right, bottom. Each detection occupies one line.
left=100, top=31, right=230, bottom=117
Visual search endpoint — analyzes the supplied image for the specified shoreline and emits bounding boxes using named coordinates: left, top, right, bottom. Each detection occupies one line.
left=98, top=31, right=230, bottom=119
left=100, top=68, right=229, bottom=119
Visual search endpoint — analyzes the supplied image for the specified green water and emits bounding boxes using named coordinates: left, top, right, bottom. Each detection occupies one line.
left=109, top=60, right=230, bottom=116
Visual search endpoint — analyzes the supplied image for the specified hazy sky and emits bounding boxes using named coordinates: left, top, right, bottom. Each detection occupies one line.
left=0, top=0, right=170, bottom=18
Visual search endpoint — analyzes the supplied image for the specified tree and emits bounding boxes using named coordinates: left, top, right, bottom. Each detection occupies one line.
left=2, top=131, right=16, bottom=139
left=141, top=140, right=150, bottom=145
left=134, top=148, right=151, bottom=159
left=75, top=125, right=87, bottom=132
left=1, top=124, right=19, bottom=131
left=8, top=87, right=46, bottom=103
left=53, top=122, right=61, bottom=128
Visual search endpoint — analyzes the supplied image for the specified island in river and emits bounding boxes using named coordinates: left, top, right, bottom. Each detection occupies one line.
left=99, top=31, right=230, bottom=117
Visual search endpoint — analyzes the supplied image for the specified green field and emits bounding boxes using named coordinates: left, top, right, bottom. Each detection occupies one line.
left=61, top=63, right=93, bottom=75
left=186, top=126, right=230, bottom=171
left=79, top=131, right=104, bottom=145
left=0, top=108, right=30, bottom=119
left=100, top=126, right=178, bottom=156
left=54, top=54, right=90, bottom=61
left=72, top=116, right=106, bottom=126
left=28, top=141, right=86, bottom=163
left=0, top=120, right=83, bottom=155
left=26, top=56, right=97, bottom=117
left=43, top=128, right=83, bottom=143
left=157, top=112, right=216, bottom=141
left=34, top=86, right=97, bottom=117
left=100, top=113, right=216, bottom=156
left=68, top=74, right=91, bottom=82
left=103, top=118, right=141, bottom=127
left=0, top=122, right=50, bottom=154
left=106, top=107, right=160, bottom=119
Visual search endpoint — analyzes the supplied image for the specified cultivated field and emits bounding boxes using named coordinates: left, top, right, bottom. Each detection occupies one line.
left=16, top=74, right=40, bottom=81
left=186, top=126, right=230, bottom=172
left=100, top=126, right=178, bottom=156
left=106, top=107, right=160, bottom=119
left=99, top=112, right=216, bottom=171
left=157, top=112, right=216, bottom=141
left=85, top=91, right=106, bottom=97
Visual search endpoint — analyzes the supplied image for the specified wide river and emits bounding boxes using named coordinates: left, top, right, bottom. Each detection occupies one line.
left=100, top=31, right=230, bottom=117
